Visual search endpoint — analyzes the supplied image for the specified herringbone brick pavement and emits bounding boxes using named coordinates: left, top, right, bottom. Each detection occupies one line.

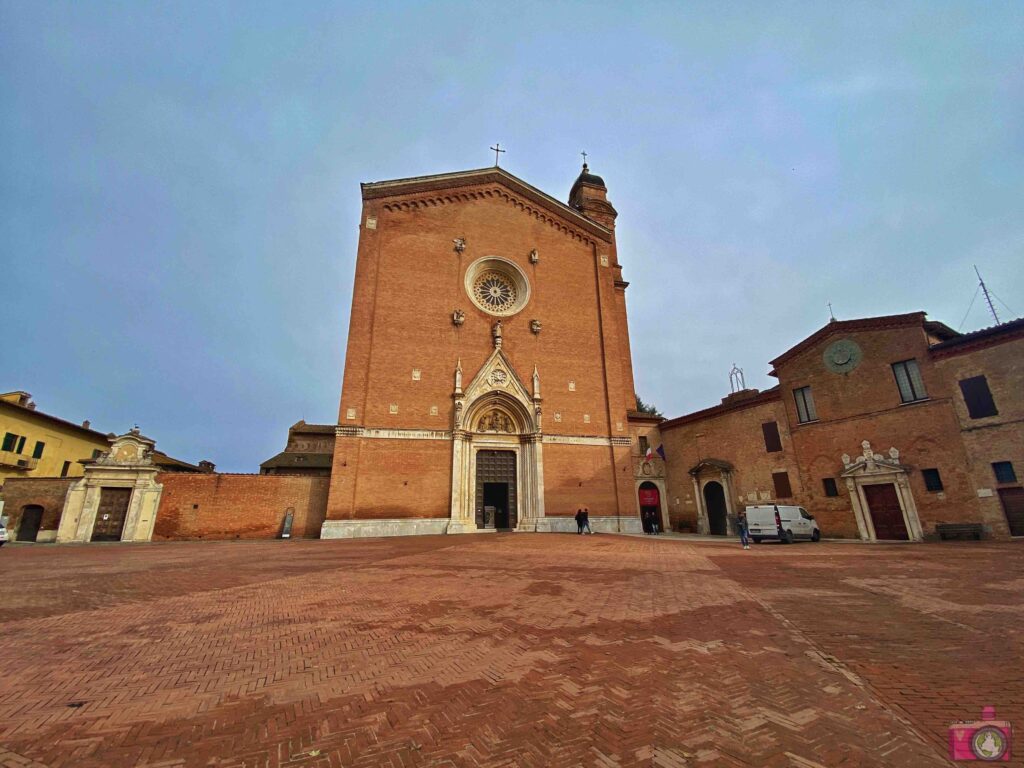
left=2, top=535, right=1016, bottom=766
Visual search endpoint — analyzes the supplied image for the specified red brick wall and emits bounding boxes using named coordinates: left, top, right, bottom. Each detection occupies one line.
left=0, top=477, right=75, bottom=540
left=154, top=474, right=329, bottom=540
left=329, top=439, right=452, bottom=520
left=932, top=335, right=1024, bottom=536
left=660, top=396, right=801, bottom=533
left=542, top=443, right=623, bottom=519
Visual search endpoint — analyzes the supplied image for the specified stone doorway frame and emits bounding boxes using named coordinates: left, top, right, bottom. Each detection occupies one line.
left=688, top=459, right=737, bottom=535
left=840, top=441, right=923, bottom=542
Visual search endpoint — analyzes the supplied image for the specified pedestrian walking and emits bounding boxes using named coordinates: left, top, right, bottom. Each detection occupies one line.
left=582, top=507, right=593, bottom=535
left=737, top=509, right=750, bottom=549
left=575, top=508, right=584, bottom=535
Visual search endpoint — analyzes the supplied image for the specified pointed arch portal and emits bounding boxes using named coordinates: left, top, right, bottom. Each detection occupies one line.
left=448, top=349, right=546, bottom=533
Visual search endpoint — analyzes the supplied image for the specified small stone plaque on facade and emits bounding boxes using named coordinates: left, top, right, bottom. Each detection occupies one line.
left=568, top=380, right=576, bottom=392
left=389, top=404, right=398, bottom=415
left=366, top=217, right=377, bottom=230
left=977, top=488, right=993, bottom=497
left=430, top=405, right=438, bottom=416
left=616, top=421, right=623, bottom=431
left=583, top=414, right=590, bottom=423
left=412, top=369, right=421, bottom=381
left=346, top=408, right=356, bottom=420
left=600, top=254, right=609, bottom=267
left=554, top=412, right=562, bottom=423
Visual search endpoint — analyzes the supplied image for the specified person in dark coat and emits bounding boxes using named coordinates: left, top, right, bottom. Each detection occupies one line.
left=574, top=508, right=584, bottom=534
left=582, top=507, right=593, bottom=534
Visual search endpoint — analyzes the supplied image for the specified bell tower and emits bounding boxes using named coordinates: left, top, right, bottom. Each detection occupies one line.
left=569, top=162, right=618, bottom=230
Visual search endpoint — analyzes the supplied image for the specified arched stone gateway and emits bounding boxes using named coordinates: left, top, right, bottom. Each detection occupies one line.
left=688, top=458, right=737, bottom=536
left=448, top=344, right=546, bottom=533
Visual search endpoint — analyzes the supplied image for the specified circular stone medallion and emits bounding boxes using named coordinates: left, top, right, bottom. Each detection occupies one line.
left=823, top=339, right=863, bottom=374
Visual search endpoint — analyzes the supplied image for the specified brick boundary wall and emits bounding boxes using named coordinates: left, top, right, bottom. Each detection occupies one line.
left=0, top=478, right=77, bottom=542
left=153, top=473, right=329, bottom=540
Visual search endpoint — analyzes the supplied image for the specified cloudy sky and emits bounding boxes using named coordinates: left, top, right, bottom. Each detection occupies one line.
left=3, top=1, right=1022, bottom=470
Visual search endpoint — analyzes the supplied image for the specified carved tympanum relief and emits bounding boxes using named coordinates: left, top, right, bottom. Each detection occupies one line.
left=477, top=409, right=515, bottom=433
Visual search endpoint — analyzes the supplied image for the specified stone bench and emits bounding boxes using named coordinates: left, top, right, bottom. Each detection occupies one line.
left=936, top=523, right=984, bottom=541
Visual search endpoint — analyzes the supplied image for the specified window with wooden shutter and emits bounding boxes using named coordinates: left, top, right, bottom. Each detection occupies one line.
left=772, top=471, right=793, bottom=498
left=822, top=478, right=839, bottom=497
left=60, top=461, right=71, bottom=477
left=959, top=376, right=998, bottom=419
left=922, top=468, right=944, bottom=492
left=761, top=422, right=782, bottom=453
left=32, top=441, right=45, bottom=459
left=1, top=433, right=16, bottom=452
left=992, top=462, right=1017, bottom=484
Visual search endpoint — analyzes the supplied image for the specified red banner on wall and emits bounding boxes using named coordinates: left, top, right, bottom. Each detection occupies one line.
left=639, top=488, right=660, bottom=507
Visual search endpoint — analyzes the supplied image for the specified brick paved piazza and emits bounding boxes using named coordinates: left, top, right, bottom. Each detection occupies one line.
left=1, top=535, right=1021, bottom=767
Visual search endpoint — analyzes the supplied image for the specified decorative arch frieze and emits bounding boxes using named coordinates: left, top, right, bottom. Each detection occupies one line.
left=379, top=186, right=600, bottom=245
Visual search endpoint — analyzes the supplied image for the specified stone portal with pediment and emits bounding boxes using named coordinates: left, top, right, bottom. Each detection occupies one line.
left=56, top=428, right=165, bottom=544
left=840, top=440, right=923, bottom=541
left=448, top=333, right=545, bottom=533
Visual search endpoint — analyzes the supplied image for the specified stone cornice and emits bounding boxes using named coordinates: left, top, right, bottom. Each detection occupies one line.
left=361, top=167, right=613, bottom=244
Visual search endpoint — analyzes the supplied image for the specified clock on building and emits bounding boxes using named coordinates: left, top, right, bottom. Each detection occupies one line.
left=823, top=339, right=863, bottom=374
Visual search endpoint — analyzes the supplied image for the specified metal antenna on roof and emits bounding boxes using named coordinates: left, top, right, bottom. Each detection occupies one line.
left=974, top=265, right=1001, bottom=325
left=729, top=364, right=745, bottom=393
left=827, top=301, right=836, bottom=322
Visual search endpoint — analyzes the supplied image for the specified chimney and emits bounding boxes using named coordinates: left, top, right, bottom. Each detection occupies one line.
left=198, top=460, right=216, bottom=473
left=82, top=420, right=91, bottom=429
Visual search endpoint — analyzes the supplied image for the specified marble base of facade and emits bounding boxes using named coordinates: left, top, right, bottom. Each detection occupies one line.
left=320, top=516, right=643, bottom=538
left=320, top=518, right=451, bottom=539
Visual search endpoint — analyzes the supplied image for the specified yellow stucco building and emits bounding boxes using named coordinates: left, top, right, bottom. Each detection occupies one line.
left=0, top=391, right=111, bottom=484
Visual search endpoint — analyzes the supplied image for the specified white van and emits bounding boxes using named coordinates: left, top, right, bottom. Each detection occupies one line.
left=745, top=504, right=820, bottom=544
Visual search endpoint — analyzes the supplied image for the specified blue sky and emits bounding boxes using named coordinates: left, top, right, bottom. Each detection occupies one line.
left=3, top=1, right=1022, bottom=470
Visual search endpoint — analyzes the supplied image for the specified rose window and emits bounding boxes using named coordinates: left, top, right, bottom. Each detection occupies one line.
left=473, top=272, right=517, bottom=312
left=464, top=256, right=531, bottom=317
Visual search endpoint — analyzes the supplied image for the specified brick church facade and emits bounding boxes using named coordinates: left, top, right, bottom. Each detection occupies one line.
left=322, top=165, right=647, bottom=537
